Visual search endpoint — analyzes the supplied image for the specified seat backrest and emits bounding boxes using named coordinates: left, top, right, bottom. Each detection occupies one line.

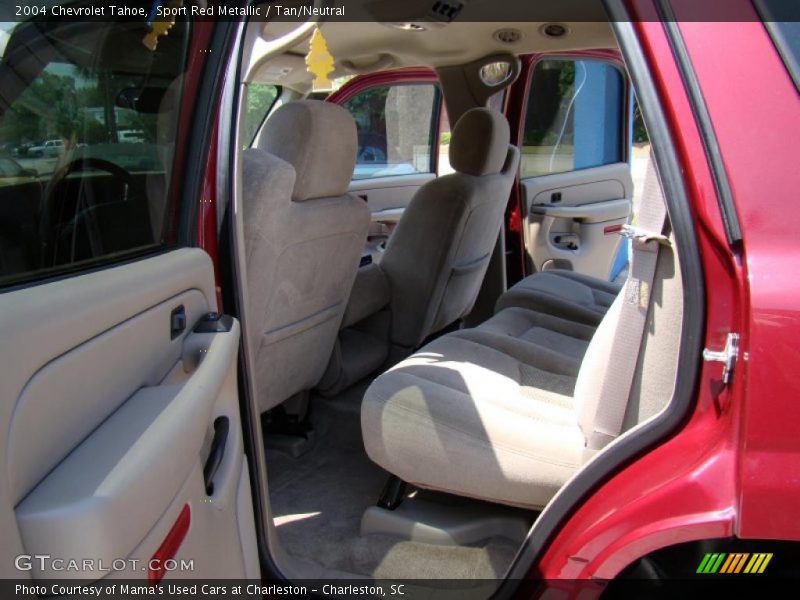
left=241, top=100, right=370, bottom=412
left=379, top=108, right=520, bottom=350
left=573, top=231, right=683, bottom=452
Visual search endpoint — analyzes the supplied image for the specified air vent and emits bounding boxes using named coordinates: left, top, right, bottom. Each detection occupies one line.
left=428, top=1, right=464, bottom=23
left=493, top=28, right=523, bottom=44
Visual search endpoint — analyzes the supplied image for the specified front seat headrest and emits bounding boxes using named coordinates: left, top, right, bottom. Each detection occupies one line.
left=449, top=107, right=511, bottom=177
left=260, top=100, right=357, bottom=202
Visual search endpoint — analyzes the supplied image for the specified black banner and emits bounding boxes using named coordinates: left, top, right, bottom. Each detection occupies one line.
left=4, top=578, right=800, bottom=600
left=1, top=0, right=799, bottom=24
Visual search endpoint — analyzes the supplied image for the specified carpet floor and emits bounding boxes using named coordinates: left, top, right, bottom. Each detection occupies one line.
left=265, top=382, right=522, bottom=580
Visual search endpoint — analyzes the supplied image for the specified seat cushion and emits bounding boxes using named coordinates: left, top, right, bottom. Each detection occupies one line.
left=496, top=270, right=622, bottom=327
left=454, top=307, right=596, bottom=376
left=361, top=333, right=585, bottom=509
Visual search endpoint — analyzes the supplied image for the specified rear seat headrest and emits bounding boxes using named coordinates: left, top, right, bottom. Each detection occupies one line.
left=260, top=100, right=357, bottom=202
left=449, top=107, right=511, bottom=177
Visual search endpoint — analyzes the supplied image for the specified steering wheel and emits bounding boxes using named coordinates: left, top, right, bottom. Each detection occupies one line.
left=41, top=157, right=137, bottom=266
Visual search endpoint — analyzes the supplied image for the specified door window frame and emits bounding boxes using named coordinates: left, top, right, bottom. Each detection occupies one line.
left=516, top=51, right=632, bottom=181
left=327, top=68, right=443, bottom=178
left=0, top=20, right=234, bottom=293
left=502, top=50, right=632, bottom=284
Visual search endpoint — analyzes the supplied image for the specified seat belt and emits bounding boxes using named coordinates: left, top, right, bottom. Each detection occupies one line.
left=587, top=154, right=671, bottom=450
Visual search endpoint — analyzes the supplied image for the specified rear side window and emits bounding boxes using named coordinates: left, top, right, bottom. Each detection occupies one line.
left=242, top=82, right=280, bottom=148
left=343, top=83, right=440, bottom=180
left=0, top=12, right=190, bottom=287
left=521, top=58, right=624, bottom=178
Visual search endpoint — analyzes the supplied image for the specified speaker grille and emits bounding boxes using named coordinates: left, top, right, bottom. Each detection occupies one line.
left=493, top=28, right=523, bottom=44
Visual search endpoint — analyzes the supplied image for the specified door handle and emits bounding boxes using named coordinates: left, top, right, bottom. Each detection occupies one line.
left=203, top=416, right=229, bottom=495
left=170, top=305, right=186, bottom=339
left=553, top=233, right=580, bottom=250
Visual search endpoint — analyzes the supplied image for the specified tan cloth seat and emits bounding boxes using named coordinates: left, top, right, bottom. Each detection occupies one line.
left=496, top=269, right=623, bottom=327
left=455, top=307, right=596, bottom=374
left=321, top=108, right=521, bottom=397
left=242, top=100, right=370, bottom=413
left=379, top=108, right=520, bottom=350
left=361, top=236, right=682, bottom=509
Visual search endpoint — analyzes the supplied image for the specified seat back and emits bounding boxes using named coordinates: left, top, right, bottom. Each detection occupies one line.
left=241, top=100, right=370, bottom=412
left=379, top=108, right=520, bottom=350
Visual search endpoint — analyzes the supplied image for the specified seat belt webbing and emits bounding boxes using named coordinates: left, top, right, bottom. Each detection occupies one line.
left=588, top=155, right=670, bottom=450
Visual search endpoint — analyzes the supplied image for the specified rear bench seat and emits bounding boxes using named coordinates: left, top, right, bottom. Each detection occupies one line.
left=496, top=269, right=623, bottom=327
left=361, top=240, right=682, bottom=509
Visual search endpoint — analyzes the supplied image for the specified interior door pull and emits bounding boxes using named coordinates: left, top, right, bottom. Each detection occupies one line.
left=170, top=305, right=186, bottom=339
left=203, top=416, right=229, bottom=495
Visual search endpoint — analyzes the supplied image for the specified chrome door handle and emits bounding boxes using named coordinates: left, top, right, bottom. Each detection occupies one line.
left=703, top=333, right=740, bottom=385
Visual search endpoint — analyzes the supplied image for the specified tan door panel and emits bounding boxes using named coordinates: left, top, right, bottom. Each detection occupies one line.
left=0, top=249, right=258, bottom=581
left=522, top=163, right=633, bottom=279
left=349, top=173, right=436, bottom=263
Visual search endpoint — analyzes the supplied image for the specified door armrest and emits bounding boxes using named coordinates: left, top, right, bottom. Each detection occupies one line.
left=530, top=198, right=631, bottom=223
left=15, top=324, right=240, bottom=581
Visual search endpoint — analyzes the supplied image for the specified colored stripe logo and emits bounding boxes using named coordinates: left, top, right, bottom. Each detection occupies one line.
left=696, top=552, right=773, bottom=574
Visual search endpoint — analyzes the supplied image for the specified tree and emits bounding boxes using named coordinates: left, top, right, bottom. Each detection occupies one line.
left=242, top=83, right=278, bottom=147
left=0, top=71, right=80, bottom=144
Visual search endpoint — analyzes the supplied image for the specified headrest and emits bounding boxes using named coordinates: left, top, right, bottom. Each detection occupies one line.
left=260, top=100, right=357, bottom=202
left=449, top=108, right=511, bottom=176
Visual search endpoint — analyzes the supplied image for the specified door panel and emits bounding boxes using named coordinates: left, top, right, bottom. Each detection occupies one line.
left=349, top=173, right=437, bottom=217
left=349, top=173, right=436, bottom=262
left=522, top=163, right=633, bottom=279
left=0, top=249, right=258, bottom=580
left=514, top=54, right=632, bottom=281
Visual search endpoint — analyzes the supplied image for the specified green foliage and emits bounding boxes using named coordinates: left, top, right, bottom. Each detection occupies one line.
left=79, top=117, right=110, bottom=144
left=522, top=61, right=576, bottom=148
left=0, top=67, right=162, bottom=148
left=343, top=85, right=390, bottom=131
left=0, top=71, right=80, bottom=143
left=242, top=83, right=279, bottom=147
left=632, top=99, right=649, bottom=143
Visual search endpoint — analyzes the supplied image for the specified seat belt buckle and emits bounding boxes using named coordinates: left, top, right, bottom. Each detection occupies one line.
left=620, top=224, right=671, bottom=247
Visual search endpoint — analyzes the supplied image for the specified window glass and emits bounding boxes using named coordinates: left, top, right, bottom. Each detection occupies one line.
left=0, top=11, right=189, bottom=286
left=243, top=83, right=280, bottom=148
left=521, top=59, right=624, bottom=178
left=343, top=84, right=439, bottom=180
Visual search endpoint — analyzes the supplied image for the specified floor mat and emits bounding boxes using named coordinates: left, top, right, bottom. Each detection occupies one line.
left=265, top=382, right=521, bottom=579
